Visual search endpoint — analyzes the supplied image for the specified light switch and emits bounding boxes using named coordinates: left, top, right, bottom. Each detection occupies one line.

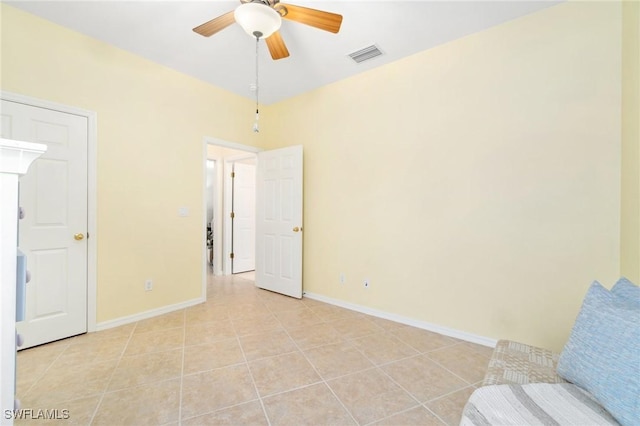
left=178, top=207, right=189, bottom=217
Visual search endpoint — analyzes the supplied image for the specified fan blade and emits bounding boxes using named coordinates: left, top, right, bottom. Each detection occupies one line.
left=281, top=4, right=342, bottom=33
left=193, top=11, right=235, bottom=37
left=266, top=31, right=290, bottom=60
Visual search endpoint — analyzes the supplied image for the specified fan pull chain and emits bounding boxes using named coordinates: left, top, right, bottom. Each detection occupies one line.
left=253, top=36, right=260, bottom=133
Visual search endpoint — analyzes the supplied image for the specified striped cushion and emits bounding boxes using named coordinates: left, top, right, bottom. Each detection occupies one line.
left=461, top=383, right=619, bottom=425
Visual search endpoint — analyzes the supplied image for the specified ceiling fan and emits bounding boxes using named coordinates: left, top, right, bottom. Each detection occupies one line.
left=193, top=0, right=343, bottom=60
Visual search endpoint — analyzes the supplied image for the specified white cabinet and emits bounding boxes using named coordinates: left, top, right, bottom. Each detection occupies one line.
left=0, top=139, right=46, bottom=425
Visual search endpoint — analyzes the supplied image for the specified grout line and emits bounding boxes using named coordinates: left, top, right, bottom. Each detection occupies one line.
left=391, top=333, right=460, bottom=357
left=17, top=341, right=69, bottom=398
left=359, top=403, right=422, bottom=426
left=374, top=367, right=450, bottom=425
left=236, top=304, right=272, bottom=426
left=180, top=359, right=248, bottom=379
left=257, top=379, right=326, bottom=400
left=374, top=351, right=423, bottom=369
left=424, top=353, right=480, bottom=387
left=239, top=347, right=301, bottom=364
left=316, top=362, right=380, bottom=384
left=177, top=308, right=186, bottom=425
left=88, top=322, right=137, bottom=425
left=385, top=338, right=479, bottom=386
left=377, top=361, right=424, bottom=405
left=347, top=331, right=414, bottom=366
left=274, top=315, right=360, bottom=426
left=423, top=404, right=450, bottom=426
left=179, top=398, right=263, bottom=423
left=425, top=382, right=477, bottom=403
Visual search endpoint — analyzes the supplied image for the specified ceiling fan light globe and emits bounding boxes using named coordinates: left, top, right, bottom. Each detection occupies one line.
left=234, top=3, right=282, bottom=39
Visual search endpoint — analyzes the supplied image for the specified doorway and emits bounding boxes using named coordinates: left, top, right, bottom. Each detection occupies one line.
left=202, top=139, right=304, bottom=301
left=204, top=138, right=260, bottom=281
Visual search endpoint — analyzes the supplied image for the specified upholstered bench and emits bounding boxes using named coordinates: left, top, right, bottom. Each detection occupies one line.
left=461, top=340, right=619, bottom=425
left=460, top=278, right=640, bottom=426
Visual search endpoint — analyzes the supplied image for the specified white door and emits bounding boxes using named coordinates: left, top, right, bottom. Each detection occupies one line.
left=1, top=100, right=88, bottom=349
left=255, top=145, right=303, bottom=298
left=232, top=162, right=256, bottom=273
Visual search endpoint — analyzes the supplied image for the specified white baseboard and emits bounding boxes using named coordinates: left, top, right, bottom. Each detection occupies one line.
left=95, top=297, right=205, bottom=332
left=303, top=291, right=497, bottom=348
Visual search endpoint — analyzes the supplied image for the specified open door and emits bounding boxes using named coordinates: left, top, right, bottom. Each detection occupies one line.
left=255, top=145, right=303, bottom=298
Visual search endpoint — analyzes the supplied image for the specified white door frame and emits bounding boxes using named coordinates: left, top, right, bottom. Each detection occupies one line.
left=205, top=157, right=218, bottom=271
left=202, top=138, right=260, bottom=296
left=1, top=90, right=98, bottom=333
left=205, top=151, right=223, bottom=277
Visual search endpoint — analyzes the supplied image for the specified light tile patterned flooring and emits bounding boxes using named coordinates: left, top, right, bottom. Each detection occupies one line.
left=16, top=272, right=492, bottom=425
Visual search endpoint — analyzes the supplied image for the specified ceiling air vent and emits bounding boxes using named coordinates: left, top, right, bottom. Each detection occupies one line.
left=348, top=44, right=383, bottom=64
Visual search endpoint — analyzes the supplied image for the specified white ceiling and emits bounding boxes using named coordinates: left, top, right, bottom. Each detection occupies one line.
left=5, top=0, right=560, bottom=105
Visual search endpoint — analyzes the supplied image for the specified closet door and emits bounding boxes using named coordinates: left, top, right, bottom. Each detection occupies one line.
left=2, top=100, right=88, bottom=349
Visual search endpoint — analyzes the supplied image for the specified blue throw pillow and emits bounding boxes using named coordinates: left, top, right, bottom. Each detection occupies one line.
left=557, top=281, right=640, bottom=426
left=611, top=277, right=640, bottom=308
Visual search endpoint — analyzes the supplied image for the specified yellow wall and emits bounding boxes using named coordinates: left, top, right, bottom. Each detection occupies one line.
left=263, top=2, right=622, bottom=351
left=1, top=5, right=264, bottom=322
left=621, top=1, right=640, bottom=283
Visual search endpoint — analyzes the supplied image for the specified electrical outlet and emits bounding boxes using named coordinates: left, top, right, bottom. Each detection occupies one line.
left=364, top=279, right=370, bottom=289
left=339, top=273, right=346, bottom=284
left=145, top=279, right=153, bottom=291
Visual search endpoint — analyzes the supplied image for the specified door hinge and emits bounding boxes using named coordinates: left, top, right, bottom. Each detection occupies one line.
left=230, top=212, right=235, bottom=219
left=230, top=252, right=234, bottom=259
left=231, top=172, right=235, bottom=178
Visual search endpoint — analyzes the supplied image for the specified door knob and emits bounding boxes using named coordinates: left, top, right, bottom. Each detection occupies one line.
left=74, top=233, right=85, bottom=241
left=293, top=227, right=300, bottom=232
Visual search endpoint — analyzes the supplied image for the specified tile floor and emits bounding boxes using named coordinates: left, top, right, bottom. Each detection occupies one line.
left=16, top=272, right=492, bottom=425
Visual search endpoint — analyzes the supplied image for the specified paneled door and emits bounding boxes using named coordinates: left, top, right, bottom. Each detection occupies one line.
left=232, top=161, right=256, bottom=273
left=1, top=99, right=88, bottom=349
left=255, top=145, right=303, bottom=298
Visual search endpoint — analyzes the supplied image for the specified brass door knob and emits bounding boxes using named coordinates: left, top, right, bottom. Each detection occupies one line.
left=293, top=227, right=300, bottom=232
left=74, top=233, right=85, bottom=241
